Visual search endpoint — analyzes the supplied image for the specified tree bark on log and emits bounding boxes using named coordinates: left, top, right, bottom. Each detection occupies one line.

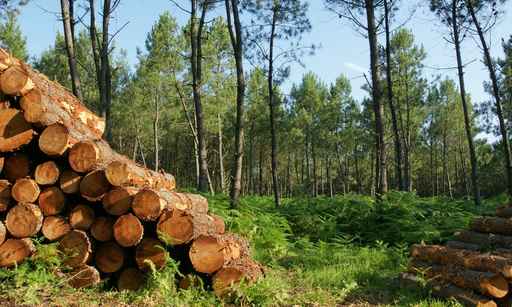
left=0, top=238, right=35, bottom=267
left=411, top=244, right=512, bottom=278
left=105, top=160, right=176, bottom=190
left=455, top=230, right=512, bottom=248
left=0, top=221, right=6, bottom=246
left=496, top=206, right=512, bottom=219
left=409, top=260, right=509, bottom=298
left=446, top=240, right=481, bottom=251
left=0, top=108, right=33, bottom=152
left=212, top=257, right=264, bottom=296
left=6, top=203, right=43, bottom=237
left=471, top=217, right=512, bottom=235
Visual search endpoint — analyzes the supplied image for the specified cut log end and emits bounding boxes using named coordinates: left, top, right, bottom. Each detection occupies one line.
left=80, top=169, right=111, bottom=201
left=135, top=237, right=168, bottom=271
left=68, top=141, right=101, bottom=173
left=189, top=235, right=242, bottom=274
left=19, top=88, right=45, bottom=123
left=39, top=123, right=70, bottom=156
left=102, top=186, right=136, bottom=216
left=68, top=265, right=100, bottom=289
left=42, top=216, right=71, bottom=241
left=0, top=179, right=12, bottom=212
left=484, top=275, right=509, bottom=299
left=38, top=186, right=66, bottom=216
left=117, top=267, right=145, bottom=291
left=0, top=238, right=35, bottom=267
left=90, top=216, right=114, bottom=242
left=59, top=170, right=82, bottom=194
left=0, top=221, right=6, bottom=246
left=132, top=189, right=165, bottom=221
left=35, top=161, right=60, bottom=185
left=212, top=258, right=263, bottom=297
left=4, top=154, right=29, bottom=182
left=95, top=242, right=125, bottom=273
left=6, top=203, right=43, bottom=238
left=105, top=160, right=130, bottom=187
left=113, top=213, right=144, bottom=247
left=69, top=204, right=95, bottom=231
left=0, top=108, right=33, bottom=152
left=157, top=209, right=193, bottom=245
left=12, top=178, right=40, bottom=203
left=0, top=65, right=34, bottom=96
left=58, top=230, right=91, bottom=268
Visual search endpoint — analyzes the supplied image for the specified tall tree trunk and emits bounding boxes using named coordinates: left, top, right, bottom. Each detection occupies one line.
left=365, top=0, right=388, bottom=197
left=225, top=0, right=245, bottom=207
left=268, top=6, right=280, bottom=207
left=218, top=114, right=225, bottom=193
left=190, top=0, right=210, bottom=193
left=153, top=86, right=160, bottom=171
left=60, top=0, right=83, bottom=101
left=312, top=140, right=318, bottom=197
left=452, top=0, right=481, bottom=205
left=384, top=0, right=403, bottom=191
left=249, top=122, right=255, bottom=195
left=258, top=146, right=263, bottom=196
left=467, top=0, right=512, bottom=197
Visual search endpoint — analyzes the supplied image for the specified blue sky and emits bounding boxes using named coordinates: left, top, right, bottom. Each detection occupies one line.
left=16, top=0, right=512, bottom=105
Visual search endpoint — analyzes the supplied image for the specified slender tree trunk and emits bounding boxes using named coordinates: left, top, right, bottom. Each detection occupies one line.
left=190, top=0, right=210, bottom=193
left=218, top=114, right=225, bottom=193
left=153, top=86, right=160, bottom=171
left=452, top=0, right=481, bottom=205
left=365, top=0, right=388, bottom=197
left=60, top=0, right=83, bottom=101
left=249, top=122, right=255, bottom=194
left=268, top=6, right=280, bottom=206
left=258, top=146, right=263, bottom=196
left=384, top=0, right=403, bottom=191
left=467, top=0, right=512, bottom=197
left=225, top=0, right=245, bottom=207
left=312, top=140, right=318, bottom=197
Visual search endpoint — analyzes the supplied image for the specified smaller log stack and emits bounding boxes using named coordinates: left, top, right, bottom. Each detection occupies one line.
left=402, top=204, right=512, bottom=307
left=0, top=48, right=263, bottom=296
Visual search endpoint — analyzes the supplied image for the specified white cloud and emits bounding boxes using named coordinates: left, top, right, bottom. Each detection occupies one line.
left=344, top=62, right=367, bottom=74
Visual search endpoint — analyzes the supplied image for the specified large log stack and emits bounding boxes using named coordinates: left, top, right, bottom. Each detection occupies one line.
left=402, top=204, right=512, bottom=307
left=0, top=49, right=263, bottom=296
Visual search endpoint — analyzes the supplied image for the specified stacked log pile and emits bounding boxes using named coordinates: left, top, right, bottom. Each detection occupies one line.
left=402, top=205, right=512, bottom=307
left=0, top=48, right=263, bottom=296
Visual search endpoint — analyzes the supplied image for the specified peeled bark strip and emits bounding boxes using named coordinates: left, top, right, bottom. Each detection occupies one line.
left=4, top=153, right=30, bottom=182
left=58, top=230, right=92, bottom=268
left=68, top=140, right=113, bottom=173
left=0, top=179, right=11, bottom=212
left=69, top=204, right=95, bottom=230
left=117, top=267, right=145, bottom=291
left=6, top=203, right=43, bottom=237
left=15, top=55, right=105, bottom=138
left=42, top=216, right=71, bottom=241
left=68, top=265, right=100, bottom=289
left=411, top=244, right=512, bottom=278
left=471, top=217, right=512, bottom=236
left=409, top=260, right=509, bottom=298
left=105, top=160, right=176, bottom=190
left=59, top=170, right=81, bottom=194
left=39, top=123, right=70, bottom=156
left=80, top=169, right=111, bottom=201
left=399, top=273, right=497, bottom=307
left=135, top=237, right=168, bottom=271
left=455, top=230, right=512, bottom=249
left=11, top=178, right=40, bottom=203
left=212, top=257, right=263, bottom=297
left=133, top=190, right=208, bottom=222
left=113, top=213, right=144, bottom=247
left=210, top=214, right=225, bottom=234
left=90, top=216, right=114, bottom=242
left=102, top=186, right=137, bottom=216
left=0, top=238, right=35, bottom=267
left=0, top=108, right=33, bottom=152
left=35, top=161, right=60, bottom=185
left=0, top=221, right=6, bottom=246
left=189, top=234, right=247, bottom=274
left=38, top=186, right=66, bottom=216
left=95, top=242, right=125, bottom=273
left=0, top=65, right=34, bottom=96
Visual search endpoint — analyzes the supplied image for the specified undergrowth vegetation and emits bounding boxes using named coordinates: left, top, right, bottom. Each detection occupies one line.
left=0, top=192, right=501, bottom=306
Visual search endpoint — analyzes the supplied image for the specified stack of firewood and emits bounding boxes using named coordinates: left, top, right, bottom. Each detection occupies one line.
left=0, top=48, right=262, bottom=296
left=401, top=205, right=512, bottom=307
